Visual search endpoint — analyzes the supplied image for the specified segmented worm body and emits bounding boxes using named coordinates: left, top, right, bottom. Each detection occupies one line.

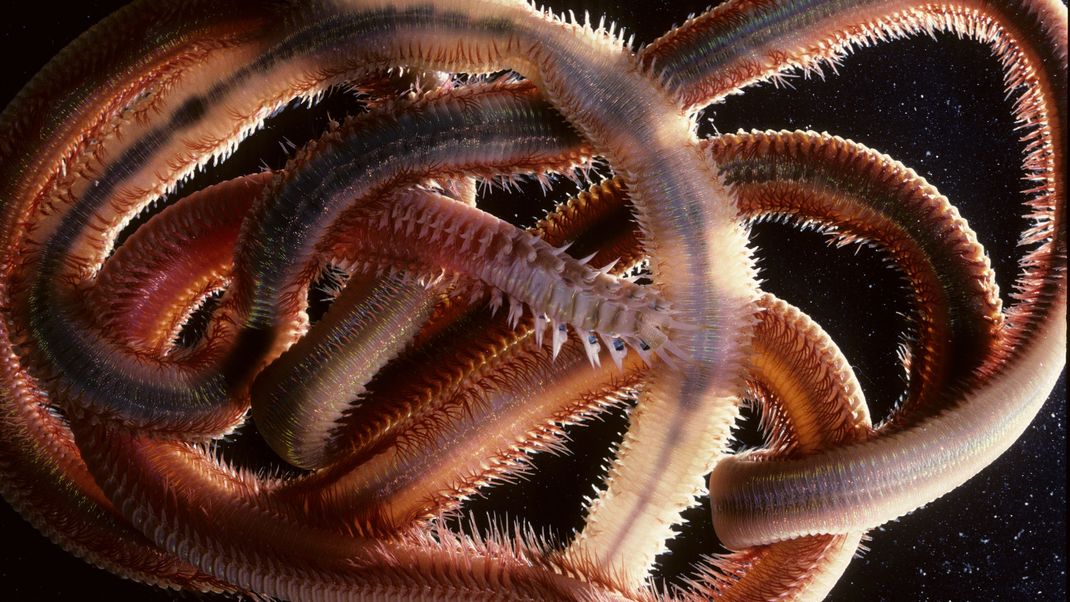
left=0, top=0, right=1064, bottom=600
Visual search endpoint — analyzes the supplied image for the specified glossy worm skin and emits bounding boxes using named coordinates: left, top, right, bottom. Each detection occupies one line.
left=0, top=1, right=1065, bottom=601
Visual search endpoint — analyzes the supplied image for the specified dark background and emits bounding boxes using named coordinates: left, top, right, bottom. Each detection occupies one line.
left=1, top=1, right=1065, bottom=600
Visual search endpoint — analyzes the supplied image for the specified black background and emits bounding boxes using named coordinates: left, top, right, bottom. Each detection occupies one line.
left=1, top=1, right=1065, bottom=600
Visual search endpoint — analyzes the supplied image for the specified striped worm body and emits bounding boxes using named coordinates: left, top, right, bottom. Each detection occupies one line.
left=697, top=0, right=1067, bottom=549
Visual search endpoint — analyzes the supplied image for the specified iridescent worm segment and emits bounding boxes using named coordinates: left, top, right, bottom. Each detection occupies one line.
left=0, top=0, right=1064, bottom=600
